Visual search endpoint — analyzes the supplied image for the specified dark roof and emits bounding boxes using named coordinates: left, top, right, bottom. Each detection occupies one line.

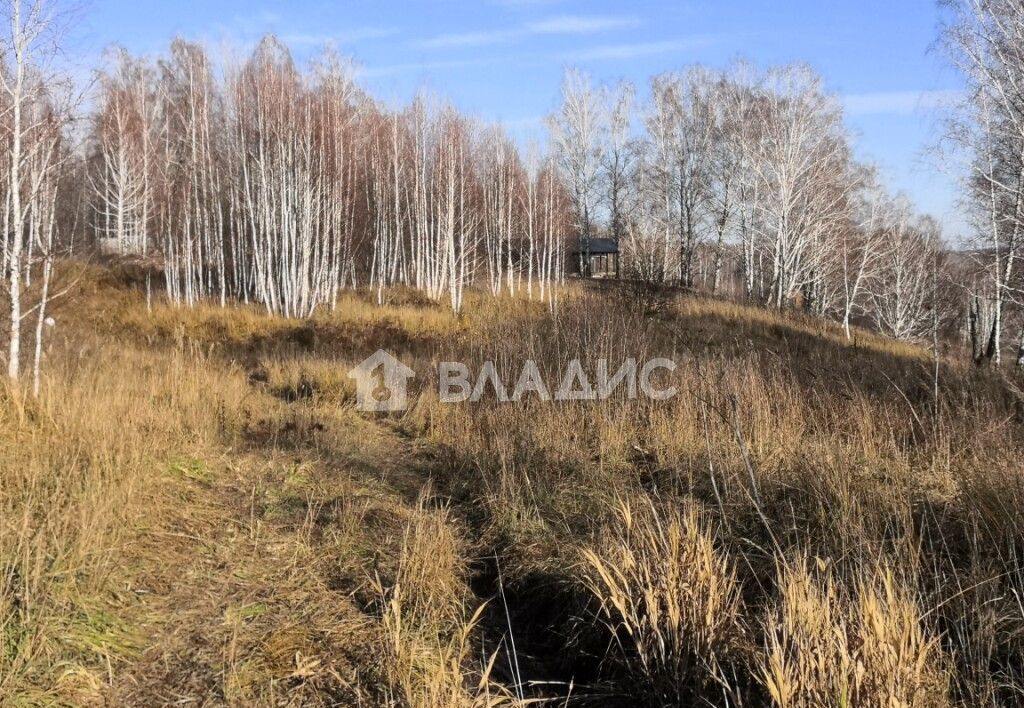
left=571, top=237, right=619, bottom=255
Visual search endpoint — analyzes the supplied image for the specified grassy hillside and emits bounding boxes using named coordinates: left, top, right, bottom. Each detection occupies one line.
left=3, top=264, right=1023, bottom=706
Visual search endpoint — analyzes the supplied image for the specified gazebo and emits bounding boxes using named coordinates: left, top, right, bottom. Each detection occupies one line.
left=571, top=237, right=619, bottom=278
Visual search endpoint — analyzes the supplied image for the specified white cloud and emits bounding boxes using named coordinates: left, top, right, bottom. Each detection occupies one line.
left=413, top=30, right=518, bottom=49
left=563, top=38, right=711, bottom=62
left=282, top=27, right=400, bottom=48
left=413, top=14, right=639, bottom=50
left=843, top=89, right=963, bottom=116
left=526, top=15, right=640, bottom=34
left=361, top=56, right=501, bottom=77
left=210, top=11, right=399, bottom=55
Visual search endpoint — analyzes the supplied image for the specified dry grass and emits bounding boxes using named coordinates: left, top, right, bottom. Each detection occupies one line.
left=374, top=491, right=521, bottom=707
left=4, top=267, right=1024, bottom=705
left=0, top=341, right=250, bottom=702
left=762, top=560, right=949, bottom=707
left=408, top=282, right=1024, bottom=705
left=580, top=496, right=743, bottom=703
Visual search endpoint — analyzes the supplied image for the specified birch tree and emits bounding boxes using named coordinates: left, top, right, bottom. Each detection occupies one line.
left=836, top=176, right=888, bottom=337
left=90, top=49, right=155, bottom=256
left=0, top=0, right=69, bottom=382
left=945, top=0, right=1024, bottom=364
left=870, top=205, right=942, bottom=341
left=549, top=68, right=605, bottom=276
left=604, top=80, right=634, bottom=249
left=749, top=66, right=855, bottom=308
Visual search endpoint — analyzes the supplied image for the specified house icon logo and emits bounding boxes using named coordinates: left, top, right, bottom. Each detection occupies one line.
left=348, top=350, right=416, bottom=412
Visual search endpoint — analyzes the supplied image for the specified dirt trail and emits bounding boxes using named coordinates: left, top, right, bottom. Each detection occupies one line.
left=105, top=394, right=435, bottom=706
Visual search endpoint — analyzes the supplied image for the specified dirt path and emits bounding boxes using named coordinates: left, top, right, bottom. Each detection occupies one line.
left=105, top=398, right=434, bottom=706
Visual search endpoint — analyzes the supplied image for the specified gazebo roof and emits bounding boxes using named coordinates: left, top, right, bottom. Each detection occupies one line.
left=571, top=237, right=619, bottom=255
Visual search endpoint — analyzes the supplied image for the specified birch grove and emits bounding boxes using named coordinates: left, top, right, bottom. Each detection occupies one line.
left=590, top=63, right=933, bottom=321
left=85, top=39, right=570, bottom=317
left=11, top=4, right=1024, bottom=383
left=85, top=42, right=962, bottom=340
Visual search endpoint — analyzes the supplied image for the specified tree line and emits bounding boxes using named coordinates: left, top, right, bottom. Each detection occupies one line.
left=89, top=37, right=570, bottom=317
left=1, top=0, right=1023, bottom=386
left=551, top=63, right=946, bottom=342
left=82, top=41, right=953, bottom=341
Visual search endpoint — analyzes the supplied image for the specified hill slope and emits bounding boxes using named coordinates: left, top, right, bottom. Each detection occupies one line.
left=3, top=266, right=1023, bottom=706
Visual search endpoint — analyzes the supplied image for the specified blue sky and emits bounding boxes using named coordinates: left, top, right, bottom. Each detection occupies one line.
left=69, top=0, right=968, bottom=239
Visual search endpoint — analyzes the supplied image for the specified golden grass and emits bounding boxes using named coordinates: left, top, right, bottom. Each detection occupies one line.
left=580, top=496, right=742, bottom=703
left=673, top=295, right=933, bottom=363
left=404, top=281, right=1023, bottom=705
left=762, top=560, right=949, bottom=707
left=374, top=491, right=521, bottom=707
left=4, top=267, right=1024, bottom=705
left=0, top=341, right=251, bottom=702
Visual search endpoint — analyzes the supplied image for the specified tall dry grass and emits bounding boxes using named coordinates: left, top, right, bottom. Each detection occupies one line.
left=407, top=284, right=1024, bottom=705
left=374, top=491, right=521, bottom=707
left=0, top=338, right=251, bottom=701
left=6, top=268, right=1024, bottom=705
left=580, top=496, right=742, bottom=703
left=762, top=560, right=948, bottom=707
